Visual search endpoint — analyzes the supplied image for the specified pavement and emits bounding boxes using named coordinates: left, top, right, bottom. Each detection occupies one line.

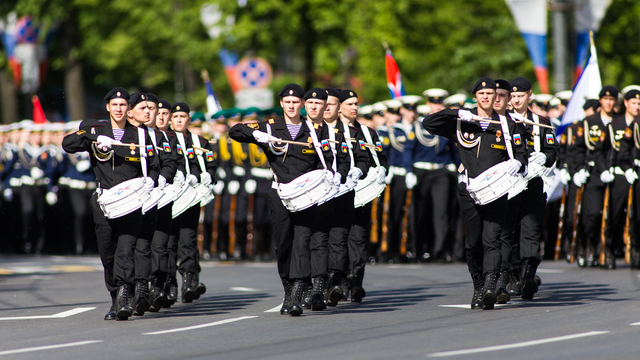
left=1, top=255, right=640, bottom=359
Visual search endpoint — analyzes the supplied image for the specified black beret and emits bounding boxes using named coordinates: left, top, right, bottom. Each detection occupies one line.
left=324, top=87, right=340, bottom=98
left=583, top=99, right=600, bottom=111
left=129, top=93, right=148, bottom=108
left=625, top=89, right=640, bottom=100
left=171, top=102, right=190, bottom=114
left=510, top=77, right=531, bottom=92
left=278, top=83, right=304, bottom=98
left=304, top=88, right=328, bottom=100
left=599, top=85, right=619, bottom=99
left=472, top=77, right=496, bottom=94
left=495, top=79, right=511, bottom=91
left=157, top=99, right=171, bottom=110
left=104, top=87, right=129, bottom=102
left=338, top=89, right=358, bottom=102
left=146, top=93, right=158, bottom=104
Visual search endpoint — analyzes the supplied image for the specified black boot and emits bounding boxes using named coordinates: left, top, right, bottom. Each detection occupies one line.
left=163, top=276, right=178, bottom=307
left=631, top=248, right=640, bottom=269
left=289, top=279, right=304, bottom=316
left=482, top=272, right=498, bottom=309
left=470, top=272, right=483, bottom=310
left=602, top=246, right=616, bottom=270
left=507, top=269, right=521, bottom=297
left=495, top=268, right=510, bottom=304
left=521, top=260, right=539, bottom=300
left=181, top=272, right=197, bottom=303
left=133, top=280, right=150, bottom=316
left=280, top=278, right=293, bottom=315
left=301, top=278, right=313, bottom=309
left=325, top=272, right=344, bottom=307
left=341, top=273, right=352, bottom=301
left=104, top=291, right=117, bottom=320
left=148, top=276, right=167, bottom=312
left=586, top=245, right=598, bottom=267
left=311, top=276, right=327, bottom=311
left=350, top=266, right=366, bottom=303
left=115, top=284, right=133, bottom=320
left=191, top=272, right=207, bottom=299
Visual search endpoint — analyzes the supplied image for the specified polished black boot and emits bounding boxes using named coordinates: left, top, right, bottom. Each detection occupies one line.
left=280, top=278, right=293, bottom=315
left=181, top=272, right=197, bottom=303
left=148, top=276, right=167, bottom=312
left=191, top=272, right=207, bottom=299
left=631, top=248, right=640, bottom=269
left=115, top=284, right=133, bottom=320
left=133, top=280, right=151, bottom=316
left=470, top=272, right=483, bottom=310
left=301, top=278, right=313, bottom=309
left=521, top=260, right=539, bottom=300
left=104, top=291, right=117, bottom=320
left=325, top=272, right=344, bottom=307
left=341, top=273, right=352, bottom=301
left=163, top=276, right=178, bottom=307
left=586, top=245, right=598, bottom=267
left=311, top=276, right=327, bottom=311
left=289, top=279, right=304, bottom=316
left=507, top=269, right=521, bottom=297
left=495, top=268, right=511, bottom=304
left=602, top=246, right=616, bottom=270
left=350, top=266, right=366, bottom=303
left=482, top=272, right=498, bottom=310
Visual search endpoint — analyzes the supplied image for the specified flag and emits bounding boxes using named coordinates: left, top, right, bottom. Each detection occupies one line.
left=385, top=46, right=405, bottom=99
left=201, top=69, right=222, bottom=116
left=218, top=48, right=241, bottom=93
left=32, top=95, right=46, bottom=124
left=573, top=0, right=612, bottom=84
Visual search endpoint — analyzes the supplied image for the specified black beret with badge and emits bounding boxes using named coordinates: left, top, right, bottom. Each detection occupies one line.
left=146, top=93, right=159, bottom=104
left=278, top=83, right=305, bottom=98
left=324, top=87, right=340, bottom=98
left=510, top=77, right=531, bottom=92
left=625, top=89, right=640, bottom=100
left=494, top=79, right=511, bottom=91
left=304, top=87, right=328, bottom=100
left=129, top=93, right=148, bottom=108
left=158, top=99, right=171, bottom=110
left=472, top=77, right=496, bottom=94
left=104, top=87, right=130, bottom=102
left=171, top=102, right=190, bottom=114
left=599, top=85, right=619, bottom=99
left=338, top=89, right=358, bottom=103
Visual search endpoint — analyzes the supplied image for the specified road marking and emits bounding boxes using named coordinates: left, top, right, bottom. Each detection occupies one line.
left=0, top=340, right=102, bottom=356
left=0, top=307, right=95, bottom=321
left=48, top=265, right=100, bottom=272
left=142, top=316, right=258, bottom=335
left=536, top=269, right=564, bottom=273
left=230, top=287, right=260, bottom=292
left=439, top=302, right=522, bottom=309
left=630, top=321, right=640, bottom=326
left=265, top=304, right=282, bottom=313
left=426, top=331, right=609, bottom=357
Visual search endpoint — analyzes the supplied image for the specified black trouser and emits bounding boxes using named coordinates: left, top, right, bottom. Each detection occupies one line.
left=515, top=178, right=546, bottom=266
left=348, top=201, right=371, bottom=273
left=135, top=206, right=157, bottom=281
left=169, top=204, right=201, bottom=275
left=20, top=185, right=45, bottom=253
left=216, top=190, right=231, bottom=256
left=580, top=176, right=605, bottom=251
left=633, top=178, right=640, bottom=250
left=412, top=168, right=451, bottom=258
left=90, top=193, right=141, bottom=292
left=329, top=191, right=355, bottom=274
left=561, top=182, right=579, bottom=256
left=608, top=175, right=630, bottom=254
left=458, top=183, right=506, bottom=276
left=310, top=199, right=333, bottom=278
left=386, top=175, right=407, bottom=260
left=68, top=188, right=95, bottom=253
left=202, top=200, right=215, bottom=254
left=500, top=193, right=522, bottom=271
left=267, top=188, right=316, bottom=280
left=151, top=204, right=172, bottom=281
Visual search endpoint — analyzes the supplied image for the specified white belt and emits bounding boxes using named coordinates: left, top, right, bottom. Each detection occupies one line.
left=59, top=177, right=71, bottom=185
left=414, top=162, right=445, bottom=170
left=251, top=167, right=274, bottom=179
left=9, top=178, right=21, bottom=187
left=389, top=166, right=407, bottom=176
left=232, top=166, right=246, bottom=177
left=447, top=164, right=456, bottom=172
left=613, top=167, right=624, bottom=175
left=20, top=176, right=35, bottom=186
left=67, top=179, right=97, bottom=190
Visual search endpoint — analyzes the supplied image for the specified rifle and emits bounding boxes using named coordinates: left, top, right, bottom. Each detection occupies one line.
left=554, top=185, right=567, bottom=260
left=210, top=194, right=221, bottom=254
left=370, top=195, right=379, bottom=244
left=380, top=186, right=391, bottom=253
left=569, top=185, right=584, bottom=263
left=197, top=206, right=205, bottom=255
left=247, top=192, right=254, bottom=258
left=400, top=189, right=412, bottom=256
left=229, top=191, right=237, bottom=258
left=599, top=186, right=611, bottom=266
left=625, top=185, right=634, bottom=264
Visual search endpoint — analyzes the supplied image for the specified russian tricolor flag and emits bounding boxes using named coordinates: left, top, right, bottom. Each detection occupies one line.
left=385, top=45, right=406, bottom=99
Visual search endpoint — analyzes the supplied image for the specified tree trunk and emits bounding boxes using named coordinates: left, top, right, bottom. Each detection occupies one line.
left=61, top=9, right=86, bottom=121
left=0, top=69, right=19, bottom=124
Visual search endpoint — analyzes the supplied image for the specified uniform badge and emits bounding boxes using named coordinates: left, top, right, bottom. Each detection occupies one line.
left=359, top=140, right=367, bottom=150
left=76, top=130, right=86, bottom=135
left=130, top=144, right=136, bottom=155
left=625, top=127, right=633, bottom=138
left=382, top=137, right=390, bottom=146
left=321, top=139, right=330, bottom=151
left=247, top=123, right=259, bottom=129
left=375, top=141, right=382, bottom=152
left=514, top=133, right=522, bottom=145
left=40, top=152, right=48, bottom=160
left=146, top=145, right=154, bottom=156
left=269, top=119, right=275, bottom=124
left=599, top=132, right=606, bottom=142
left=177, top=144, right=183, bottom=155
left=206, top=151, right=214, bottom=162
left=408, top=132, right=415, bottom=140
left=560, top=134, right=567, bottom=144
left=163, top=142, right=171, bottom=152
left=546, top=133, right=555, bottom=144
left=469, top=133, right=474, bottom=139
left=341, top=142, right=348, bottom=153
left=302, top=149, right=315, bottom=154
left=187, top=148, right=195, bottom=159
left=496, top=130, right=502, bottom=142
left=577, top=127, right=583, bottom=137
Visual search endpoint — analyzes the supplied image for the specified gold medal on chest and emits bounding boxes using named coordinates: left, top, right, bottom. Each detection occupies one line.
left=130, top=144, right=136, bottom=155
left=496, top=130, right=502, bottom=142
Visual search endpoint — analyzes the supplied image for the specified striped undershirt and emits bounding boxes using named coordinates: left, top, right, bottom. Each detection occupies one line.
left=287, top=124, right=301, bottom=140
left=113, top=129, right=124, bottom=142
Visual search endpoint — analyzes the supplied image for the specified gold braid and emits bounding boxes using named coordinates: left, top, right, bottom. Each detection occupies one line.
left=232, top=140, right=247, bottom=166
left=219, top=134, right=231, bottom=161
left=249, top=143, right=267, bottom=167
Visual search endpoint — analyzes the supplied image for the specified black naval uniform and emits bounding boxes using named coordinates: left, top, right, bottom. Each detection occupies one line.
left=620, top=117, right=640, bottom=267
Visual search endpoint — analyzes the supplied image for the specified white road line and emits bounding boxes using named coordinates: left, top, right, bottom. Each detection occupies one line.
left=142, top=316, right=258, bottom=335
left=426, top=331, right=609, bottom=357
left=536, top=269, right=564, bottom=273
left=265, top=304, right=283, bottom=313
left=629, top=321, right=640, bottom=326
left=0, top=340, right=103, bottom=356
left=0, top=307, right=95, bottom=321
left=439, top=302, right=522, bottom=309
left=230, top=287, right=260, bottom=292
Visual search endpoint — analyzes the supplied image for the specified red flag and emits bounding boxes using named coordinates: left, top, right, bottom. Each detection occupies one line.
left=385, top=47, right=406, bottom=99
left=32, top=95, right=46, bottom=124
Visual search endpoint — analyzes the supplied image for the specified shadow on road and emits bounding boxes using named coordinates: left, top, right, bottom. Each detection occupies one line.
left=144, top=292, right=270, bottom=319
left=324, top=285, right=448, bottom=314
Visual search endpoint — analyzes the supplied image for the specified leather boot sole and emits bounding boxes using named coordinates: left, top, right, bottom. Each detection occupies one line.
left=289, top=304, right=303, bottom=316
left=482, top=292, right=496, bottom=310
left=134, top=299, right=150, bottom=315
left=116, top=307, right=131, bottom=320
left=351, top=287, right=365, bottom=303
left=521, top=280, right=538, bottom=300
left=195, top=284, right=206, bottom=295
left=311, top=294, right=326, bottom=311
left=182, top=289, right=196, bottom=303
left=104, top=310, right=116, bottom=320
left=496, top=289, right=510, bottom=304
left=325, top=286, right=343, bottom=307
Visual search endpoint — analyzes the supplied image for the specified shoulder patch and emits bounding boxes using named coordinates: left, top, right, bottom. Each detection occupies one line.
left=546, top=133, right=555, bottom=144
left=334, top=128, right=339, bottom=133
left=76, top=130, right=86, bottom=135
left=269, top=119, right=275, bottom=124
left=247, top=123, right=259, bottom=129
left=513, top=133, right=522, bottom=145
left=163, top=142, right=171, bottom=152
left=206, top=151, right=214, bottom=162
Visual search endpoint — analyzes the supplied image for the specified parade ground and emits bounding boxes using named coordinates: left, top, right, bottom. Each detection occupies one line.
left=1, top=256, right=639, bottom=359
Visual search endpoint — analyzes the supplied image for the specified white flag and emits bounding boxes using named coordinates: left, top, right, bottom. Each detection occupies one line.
left=560, top=43, right=602, bottom=128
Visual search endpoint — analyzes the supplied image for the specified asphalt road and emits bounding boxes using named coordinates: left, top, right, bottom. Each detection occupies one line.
left=1, top=255, right=640, bottom=360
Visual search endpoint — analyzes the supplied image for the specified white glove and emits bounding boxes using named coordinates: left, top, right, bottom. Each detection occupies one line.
left=45, top=191, right=58, bottom=205
left=559, top=168, right=571, bottom=185
left=158, top=175, right=167, bottom=189
left=324, top=170, right=334, bottom=183
left=76, top=160, right=91, bottom=172
left=232, top=166, right=246, bottom=177
left=144, top=177, right=155, bottom=192
left=200, top=172, right=212, bottom=186
left=333, top=172, right=342, bottom=186
left=543, top=166, right=556, bottom=178
left=625, top=168, right=638, bottom=185
left=217, top=168, right=226, bottom=179
left=573, top=170, right=585, bottom=187
left=228, top=180, right=240, bottom=195
left=506, top=159, right=522, bottom=176
left=252, top=130, right=279, bottom=144
left=457, top=109, right=473, bottom=122
left=377, top=167, right=387, bottom=184
left=510, top=112, right=525, bottom=121
left=3, top=188, right=12, bottom=202
left=600, top=170, right=614, bottom=183
left=213, top=181, right=224, bottom=195
left=96, top=135, right=114, bottom=150
left=187, top=174, right=198, bottom=187
left=348, top=167, right=363, bottom=181
left=344, top=176, right=357, bottom=190
left=30, top=167, right=44, bottom=180
left=174, top=171, right=185, bottom=187
left=405, top=172, right=417, bottom=190
left=385, top=171, right=394, bottom=184
left=245, top=179, right=257, bottom=194
left=529, top=152, right=546, bottom=165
